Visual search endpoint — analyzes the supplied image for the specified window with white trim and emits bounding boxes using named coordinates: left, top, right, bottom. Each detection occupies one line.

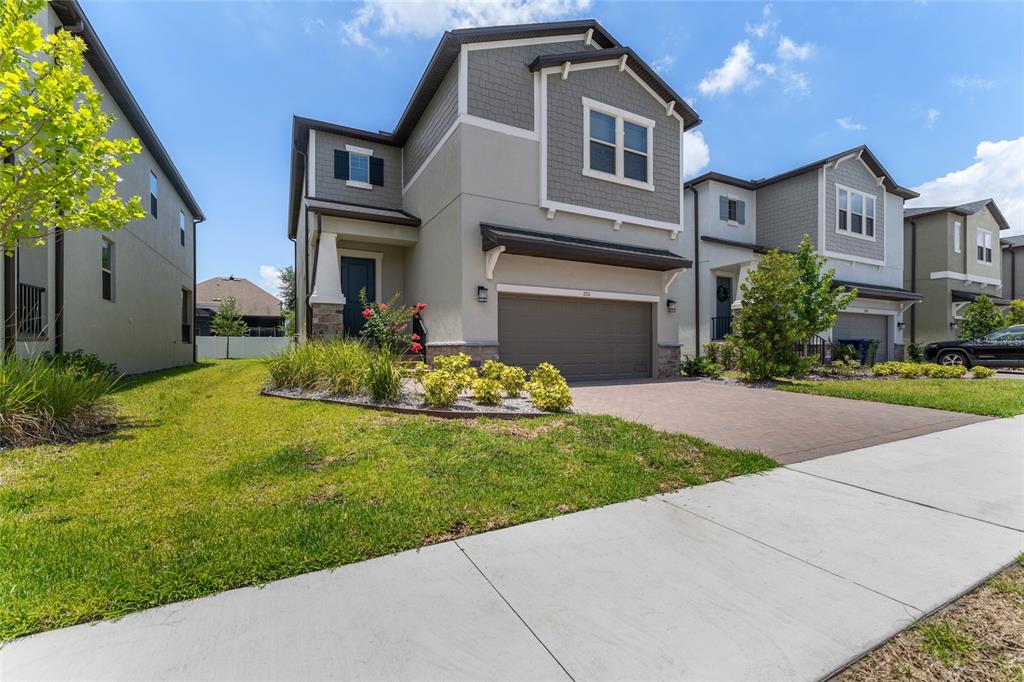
left=837, top=186, right=875, bottom=238
left=953, top=220, right=961, bottom=253
left=179, top=210, right=186, bottom=246
left=582, top=98, right=654, bottom=191
left=977, top=228, right=993, bottom=263
left=149, top=171, right=158, bottom=218
left=349, top=152, right=370, bottom=185
left=101, top=238, right=114, bottom=301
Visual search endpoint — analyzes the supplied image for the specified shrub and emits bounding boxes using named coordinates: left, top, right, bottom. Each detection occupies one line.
left=906, top=342, right=925, bottom=363
left=925, top=364, right=967, bottom=379
left=1005, top=299, right=1024, bottom=326
left=971, top=366, right=997, bottom=379
left=526, top=363, right=573, bottom=412
left=265, top=339, right=370, bottom=394
left=872, top=361, right=969, bottom=379
left=958, top=295, right=1004, bottom=339
left=471, top=377, right=503, bottom=405
left=358, top=290, right=427, bottom=354
left=0, top=354, right=119, bottom=446
left=421, top=370, right=460, bottom=408
left=364, top=347, right=403, bottom=402
left=703, top=341, right=740, bottom=371
left=831, top=343, right=858, bottom=363
left=681, top=355, right=722, bottom=378
left=865, top=339, right=880, bottom=367
left=431, top=353, right=477, bottom=392
left=40, top=349, right=119, bottom=378
left=500, top=365, right=526, bottom=398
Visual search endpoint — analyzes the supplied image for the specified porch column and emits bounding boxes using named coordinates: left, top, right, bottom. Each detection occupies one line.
left=731, top=260, right=756, bottom=311
left=309, top=232, right=345, bottom=338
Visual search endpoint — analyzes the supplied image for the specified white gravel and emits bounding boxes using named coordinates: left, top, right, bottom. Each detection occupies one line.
left=263, top=386, right=561, bottom=415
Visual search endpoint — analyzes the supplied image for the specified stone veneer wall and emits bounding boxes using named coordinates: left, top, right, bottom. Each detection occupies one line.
left=656, top=344, right=681, bottom=379
left=310, top=303, right=344, bottom=338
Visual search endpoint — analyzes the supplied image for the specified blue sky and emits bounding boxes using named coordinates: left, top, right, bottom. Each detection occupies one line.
left=79, top=0, right=1024, bottom=296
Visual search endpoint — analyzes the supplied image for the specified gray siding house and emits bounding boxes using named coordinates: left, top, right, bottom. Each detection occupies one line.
left=1002, top=235, right=1024, bottom=302
left=683, top=146, right=921, bottom=362
left=289, top=21, right=701, bottom=380
left=904, top=200, right=1011, bottom=344
left=1, top=0, right=204, bottom=374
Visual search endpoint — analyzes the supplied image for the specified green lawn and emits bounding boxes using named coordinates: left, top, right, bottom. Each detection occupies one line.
left=778, top=378, right=1024, bottom=417
left=0, top=360, right=773, bottom=640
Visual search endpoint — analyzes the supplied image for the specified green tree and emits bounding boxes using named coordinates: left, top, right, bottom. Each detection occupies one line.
left=958, top=295, right=1004, bottom=339
left=278, top=265, right=295, bottom=313
left=793, top=234, right=858, bottom=341
left=281, top=309, right=296, bottom=336
left=1004, top=299, right=1024, bottom=326
left=210, top=297, right=248, bottom=337
left=0, top=0, right=145, bottom=252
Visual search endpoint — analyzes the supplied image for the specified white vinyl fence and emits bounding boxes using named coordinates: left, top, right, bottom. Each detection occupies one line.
left=197, top=335, right=294, bottom=359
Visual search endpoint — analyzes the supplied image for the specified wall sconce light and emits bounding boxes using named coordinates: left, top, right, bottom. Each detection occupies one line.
left=897, top=321, right=906, bottom=330
left=666, top=299, right=677, bottom=313
left=477, top=285, right=489, bottom=303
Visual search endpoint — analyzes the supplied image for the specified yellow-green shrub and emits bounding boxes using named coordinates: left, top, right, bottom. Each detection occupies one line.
left=432, top=353, right=477, bottom=391
left=499, top=365, right=526, bottom=397
left=527, top=363, right=573, bottom=412
left=872, top=361, right=967, bottom=379
left=421, top=370, right=460, bottom=407
left=871, top=361, right=902, bottom=377
left=971, top=366, right=997, bottom=379
left=471, top=377, right=503, bottom=405
left=924, top=364, right=967, bottom=379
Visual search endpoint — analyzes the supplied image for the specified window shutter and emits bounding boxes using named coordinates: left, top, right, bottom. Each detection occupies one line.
left=719, top=196, right=729, bottom=220
left=737, top=201, right=746, bottom=225
left=334, top=150, right=349, bottom=180
left=369, top=157, right=384, bottom=186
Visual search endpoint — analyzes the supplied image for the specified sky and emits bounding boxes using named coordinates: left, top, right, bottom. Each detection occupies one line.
left=78, top=0, right=1024, bottom=298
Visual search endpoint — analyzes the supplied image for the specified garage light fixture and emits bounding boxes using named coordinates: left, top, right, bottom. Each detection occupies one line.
left=666, top=299, right=677, bottom=313
left=477, top=285, right=489, bottom=303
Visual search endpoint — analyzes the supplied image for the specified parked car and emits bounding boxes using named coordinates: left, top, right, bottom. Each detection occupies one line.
left=923, top=325, right=1024, bottom=368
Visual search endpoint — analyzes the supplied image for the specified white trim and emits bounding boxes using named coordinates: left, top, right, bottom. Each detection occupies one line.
left=823, top=250, right=886, bottom=267
left=540, top=198, right=682, bottom=232
left=307, top=129, right=317, bottom=197
left=624, top=65, right=686, bottom=126
left=663, top=269, right=684, bottom=293
left=839, top=303, right=898, bottom=317
left=345, top=179, right=373, bottom=190
left=546, top=207, right=556, bottom=220
left=581, top=96, right=656, bottom=128
left=344, top=143, right=374, bottom=156
left=496, top=283, right=660, bottom=303
left=402, top=117, right=460, bottom=195
left=835, top=183, right=877, bottom=242
left=930, top=270, right=1002, bottom=287
left=953, top=220, right=962, bottom=253
left=339, top=248, right=384, bottom=303
left=458, top=46, right=468, bottom=116
left=561, top=61, right=572, bottom=80
left=818, top=167, right=826, bottom=245
left=618, top=54, right=627, bottom=71
left=612, top=219, right=621, bottom=231
left=665, top=100, right=675, bottom=117
left=976, top=227, right=994, bottom=265
left=460, top=114, right=539, bottom=140
left=584, top=28, right=593, bottom=47
left=463, top=34, right=589, bottom=52
left=582, top=96, right=655, bottom=192
left=539, top=71, right=548, bottom=209
left=484, top=245, right=505, bottom=280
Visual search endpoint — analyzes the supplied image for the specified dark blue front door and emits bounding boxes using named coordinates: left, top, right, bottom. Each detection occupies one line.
left=342, top=257, right=375, bottom=337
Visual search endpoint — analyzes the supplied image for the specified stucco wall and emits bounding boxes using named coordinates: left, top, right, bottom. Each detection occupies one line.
left=824, top=158, right=886, bottom=262
left=699, top=180, right=758, bottom=244
left=964, top=207, right=1003, bottom=284
left=403, top=63, right=459, bottom=185
left=312, top=130, right=402, bottom=209
left=1004, top=245, right=1024, bottom=300
left=756, top=171, right=818, bottom=251
left=824, top=192, right=903, bottom=289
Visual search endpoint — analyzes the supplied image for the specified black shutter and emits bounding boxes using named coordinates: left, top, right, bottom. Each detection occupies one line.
left=334, top=150, right=349, bottom=180
left=719, top=196, right=728, bottom=220
left=369, top=157, right=384, bottom=186
left=737, top=200, right=745, bottom=225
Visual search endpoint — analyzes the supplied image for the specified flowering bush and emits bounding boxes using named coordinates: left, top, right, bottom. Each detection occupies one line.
left=358, top=290, right=427, bottom=354
left=972, top=366, right=996, bottom=379
left=471, top=377, right=503, bottom=405
left=526, top=363, right=573, bottom=412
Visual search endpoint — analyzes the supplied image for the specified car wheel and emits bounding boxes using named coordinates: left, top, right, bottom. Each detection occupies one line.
left=938, top=350, right=970, bottom=368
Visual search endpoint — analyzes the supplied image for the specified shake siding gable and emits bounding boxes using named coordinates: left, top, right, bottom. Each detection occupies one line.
left=403, top=63, right=459, bottom=185
left=314, top=131, right=402, bottom=209
left=756, top=171, right=819, bottom=251
left=824, top=158, right=886, bottom=261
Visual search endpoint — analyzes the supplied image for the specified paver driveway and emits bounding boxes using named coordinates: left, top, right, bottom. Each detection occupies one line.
left=571, top=379, right=990, bottom=463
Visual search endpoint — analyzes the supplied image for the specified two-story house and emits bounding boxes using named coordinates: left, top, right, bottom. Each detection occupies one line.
left=288, top=20, right=700, bottom=380
left=1000, top=235, right=1023, bottom=302
left=1, top=0, right=204, bottom=374
left=683, top=146, right=921, bottom=362
left=903, top=199, right=1011, bottom=344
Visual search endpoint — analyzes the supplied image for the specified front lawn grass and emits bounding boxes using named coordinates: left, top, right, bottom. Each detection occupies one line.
left=777, top=378, right=1024, bottom=417
left=0, top=359, right=774, bottom=641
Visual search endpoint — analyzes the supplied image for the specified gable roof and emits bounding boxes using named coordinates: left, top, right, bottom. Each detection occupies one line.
left=196, top=277, right=283, bottom=318
left=1002, top=234, right=1024, bottom=249
left=685, top=145, right=919, bottom=200
left=903, top=198, right=1011, bottom=230
left=50, top=0, right=204, bottom=221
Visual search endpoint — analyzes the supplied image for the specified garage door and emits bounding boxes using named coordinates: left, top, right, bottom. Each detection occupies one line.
left=498, top=294, right=652, bottom=381
left=835, top=312, right=889, bottom=362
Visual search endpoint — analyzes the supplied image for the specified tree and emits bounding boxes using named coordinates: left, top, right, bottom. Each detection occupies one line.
left=1004, top=299, right=1024, bottom=327
left=793, top=234, right=857, bottom=341
left=958, top=295, right=1004, bottom=339
left=1, top=0, right=145, bottom=252
left=210, top=297, right=248, bottom=337
left=278, top=265, right=295, bottom=313
left=281, top=309, right=296, bottom=336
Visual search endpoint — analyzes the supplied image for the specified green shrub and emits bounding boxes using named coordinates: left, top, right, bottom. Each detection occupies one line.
left=421, top=370, right=460, bottom=407
left=479, top=359, right=505, bottom=380
left=0, top=354, right=119, bottom=446
left=40, top=349, right=119, bottom=378
left=499, top=365, right=526, bottom=398
left=925, top=364, right=967, bottom=379
left=265, top=339, right=370, bottom=394
left=1005, top=299, right=1024, bottom=326
left=958, top=295, right=1005, bottom=339
left=471, top=377, right=503, bottom=405
left=971, top=366, right=997, bottom=379
left=527, top=363, right=573, bottom=412
left=906, top=342, right=925, bottom=363
left=364, top=348, right=403, bottom=402
left=681, top=355, right=722, bottom=378
left=872, top=361, right=969, bottom=379
left=432, top=353, right=477, bottom=391
left=831, top=343, right=858, bottom=363
left=866, top=339, right=880, bottom=367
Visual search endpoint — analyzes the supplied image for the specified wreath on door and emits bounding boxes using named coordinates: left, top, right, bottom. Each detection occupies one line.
left=716, top=284, right=730, bottom=302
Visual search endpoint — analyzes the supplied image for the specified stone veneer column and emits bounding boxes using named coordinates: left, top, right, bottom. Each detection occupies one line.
left=656, top=344, right=681, bottom=378
left=309, top=232, right=345, bottom=339
left=425, top=343, right=500, bottom=365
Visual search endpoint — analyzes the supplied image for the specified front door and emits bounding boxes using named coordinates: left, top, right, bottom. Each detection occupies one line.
left=341, top=257, right=375, bottom=337
left=714, top=276, right=733, bottom=340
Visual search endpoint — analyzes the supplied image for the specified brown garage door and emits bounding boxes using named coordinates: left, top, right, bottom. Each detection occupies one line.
left=835, top=312, right=889, bottom=362
left=498, top=294, right=652, bottom=381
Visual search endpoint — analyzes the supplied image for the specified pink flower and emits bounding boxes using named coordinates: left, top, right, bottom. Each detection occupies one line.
left=411, top=333, right=420, bottom=342
left=361, top=308, right=372, bottom=319
left=380, top=303, right=389, bottom=310
left=411, top=342, right=423, bottom=353
left=415, top=302, right=427, bottom=312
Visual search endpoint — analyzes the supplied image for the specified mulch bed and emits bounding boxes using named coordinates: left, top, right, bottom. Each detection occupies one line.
left=261, top=387, right=560, bottom=419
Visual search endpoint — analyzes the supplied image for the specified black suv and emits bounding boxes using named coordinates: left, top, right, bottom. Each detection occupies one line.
left=923, top=325, right=1024, bottom=368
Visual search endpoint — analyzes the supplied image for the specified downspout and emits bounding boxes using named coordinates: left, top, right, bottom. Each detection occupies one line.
left=689, top=185, right=700, bottom=356
left=2, top=154, right=14, bottom=354
left=192, top=218, right=203, bottom=363
left=909, top=219, right=917, bottom=344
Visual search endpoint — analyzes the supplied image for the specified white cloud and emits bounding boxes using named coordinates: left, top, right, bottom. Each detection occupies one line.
left=341, top=0, right=591, bottom=46
left=782, top=71, right=809, bottom=95
left=745, top=3, right=779, bottom=38
left=303, top=17, right=326, bottom=34
left=683, top=130, right=710, bottom=179
left=755, top=62, right=776, bottom=76
left=836, top=116, right=865, bottom=131
left=698, top=41, right=758, bottom=96
left=926, top=108, right=940, bottom=127
left=259, top=265, right=284, bottom=299
left=651, top=54, right=674, bottom=75
left=908, top=137, right=1024, bottom=236
left=777, top=36, right=813, bottom=61
left=950, top=75, right=995, bottom=90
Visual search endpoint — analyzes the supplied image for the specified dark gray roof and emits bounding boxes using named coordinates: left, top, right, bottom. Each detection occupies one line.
left=904, top=198, right=1010, bottom=230
left=951, top=290, right=1011, bottom=306
left=1002, top=234, right=1024, bottom=248
left=833, top=280, right=923, bottom=302
left=305, top=198, right=420, bottom=226
left=50, top=1, right=204, bottom=221
left=685, top=145, right=919, bottom=200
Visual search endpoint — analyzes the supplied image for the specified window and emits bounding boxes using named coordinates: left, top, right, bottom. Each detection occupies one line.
left=149, top=171, right=158, bottom=218
left=836, top=186, right=875, bottom=239
left=349, top=153, right=369, bottom=184
left=719, top=196, right=745, bottom=225
left=335, top=146, right=383, bottom=188
left=179, top=210, right=186, bottom=246
left=977, top=229, right=993, bottom=263
left=582, top=97, right=655, bottom=191
left=181, top=289, right=192, bottom=343
left=101, top=239, right=114, bottom=301
left=953, top=221, right=962, bottom=253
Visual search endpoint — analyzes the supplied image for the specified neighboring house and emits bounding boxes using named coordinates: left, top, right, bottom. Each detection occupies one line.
left=196, top=276, right=284, bottom=336
left=903, top=199, right=1010, bottom=344
left=683, top=146, right=922, bottom=362
left=288, top=20, right=700, bottom=380
left=1002, top=234, right=1024, bottom=301
left=0, top=0, right=204, bottom=374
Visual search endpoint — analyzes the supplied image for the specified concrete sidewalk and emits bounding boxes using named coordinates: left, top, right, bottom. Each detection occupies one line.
left=3, top=418, right=1022, bottom=681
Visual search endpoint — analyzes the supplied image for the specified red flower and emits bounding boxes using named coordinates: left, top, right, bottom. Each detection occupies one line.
left=411, top=342, right=423, bottom=353
left=380, top=303, right=389, bottom=310
left=415, top=302, right=427, bottom=312
left=361, top=308, right=372, bottom=319
left=410, top=333, right=420, bottom=341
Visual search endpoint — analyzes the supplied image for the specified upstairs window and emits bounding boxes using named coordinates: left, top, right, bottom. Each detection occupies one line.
left=977, top=229, right=993, bottom=263
left=582, top=97, right=655, bottom=191
left=334, top=145, right=384, bottom=190
left=349, top=153, right=370, bottom=184
left=101, top=238, right=114, bottom=301
left=149, top=171, right=158, bottom=218
left=953, top=220, right=962, bottom=253
left=718, top=196, right=746, bottom=225
left=179, top=210, right=186, bottom=246
left=837, top=186, right=875, bottom=239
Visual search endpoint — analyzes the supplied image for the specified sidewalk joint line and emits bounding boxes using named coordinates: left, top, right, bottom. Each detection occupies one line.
left=453, top=540, right=576, bottom=682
